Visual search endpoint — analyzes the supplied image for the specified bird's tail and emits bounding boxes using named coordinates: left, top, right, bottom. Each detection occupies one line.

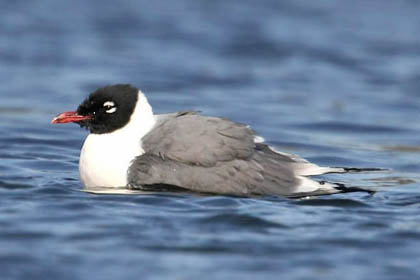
left=331, top=182, right=376, bottom=195
left=288, top=181, right=376, bottom=198
left=342, top=167, right=387, bottom=173
left=325, top=167, right=388, bottom=174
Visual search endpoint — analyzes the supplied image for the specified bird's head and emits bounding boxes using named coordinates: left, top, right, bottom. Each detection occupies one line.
left=52, top=84, right=139, bottom=134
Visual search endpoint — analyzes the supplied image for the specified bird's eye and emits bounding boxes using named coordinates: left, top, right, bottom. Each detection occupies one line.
left=103, top=101, right=117, bottom=114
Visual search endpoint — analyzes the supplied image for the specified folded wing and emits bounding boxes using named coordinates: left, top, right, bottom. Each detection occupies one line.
left=128, top=112, right=345, bottom=196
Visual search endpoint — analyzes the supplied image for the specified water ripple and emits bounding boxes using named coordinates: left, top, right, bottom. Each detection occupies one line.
left=1, top=1, right=420, bottom=279
left=293, top=198, right=371, bottom=208
left=199, top=213, right=289, bottom=230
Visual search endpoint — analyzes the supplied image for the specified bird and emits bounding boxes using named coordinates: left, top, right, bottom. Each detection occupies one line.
left=52, top=84, right=377, bottom=197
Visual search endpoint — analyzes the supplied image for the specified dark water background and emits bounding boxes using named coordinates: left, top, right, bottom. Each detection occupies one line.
left=1, top=1, right=420, bottom=279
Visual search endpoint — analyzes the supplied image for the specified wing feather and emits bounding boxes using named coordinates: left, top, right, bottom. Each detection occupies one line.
left=141, top=113, right=256, bottom=167
left=129, top=112, right=343, bottom=196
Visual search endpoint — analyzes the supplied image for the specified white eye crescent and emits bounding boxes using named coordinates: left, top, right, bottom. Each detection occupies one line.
left=104, top=101, right=115, bottom=107
left=103, top=101, right=117, bottom=114
left=106, top=107, right=117, bottom=114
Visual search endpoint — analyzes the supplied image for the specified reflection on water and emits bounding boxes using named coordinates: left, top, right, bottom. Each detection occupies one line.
left=1, top=0, right=420, bottom=279
left=383, top=145, right=420, bottom=153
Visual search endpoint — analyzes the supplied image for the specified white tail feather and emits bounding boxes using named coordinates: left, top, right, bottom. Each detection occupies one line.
left=294, top=176, right=340, bottom=194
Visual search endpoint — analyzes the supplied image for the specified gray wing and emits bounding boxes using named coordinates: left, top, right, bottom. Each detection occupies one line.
left=141, top=112, right=256, bottom=167
left=128, top=112, right=342, bottom=196
left=127, top=149, right=299, bottom=196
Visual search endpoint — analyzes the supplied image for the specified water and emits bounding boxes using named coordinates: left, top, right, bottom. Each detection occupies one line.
left=1, top=0, right=420, bottom=279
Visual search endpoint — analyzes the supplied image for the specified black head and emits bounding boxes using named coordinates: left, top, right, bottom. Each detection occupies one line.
left=76, top=84, right=139, bottom=134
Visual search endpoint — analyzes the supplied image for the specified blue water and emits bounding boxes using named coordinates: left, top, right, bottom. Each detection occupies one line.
left=1, top=0, right=420, bottom=279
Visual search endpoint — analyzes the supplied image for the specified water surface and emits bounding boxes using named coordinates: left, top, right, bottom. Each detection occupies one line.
left=1, top=1, right=420, bottom=279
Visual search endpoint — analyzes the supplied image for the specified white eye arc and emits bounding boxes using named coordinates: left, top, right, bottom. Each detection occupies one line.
left=106, top=107, right=117, bottom=114
left=103, top=101, right=115, bottom=107
left=103, top=101, right=117, bottom=114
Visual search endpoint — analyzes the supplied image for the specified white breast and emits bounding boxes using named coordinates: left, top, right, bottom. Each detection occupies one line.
left=79, top=91, right=156, bottom=189
left=79, top=133, right=142, bottom=188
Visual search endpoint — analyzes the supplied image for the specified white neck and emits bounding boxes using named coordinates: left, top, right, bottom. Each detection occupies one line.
left=79, top=91, right=156, bottom=189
